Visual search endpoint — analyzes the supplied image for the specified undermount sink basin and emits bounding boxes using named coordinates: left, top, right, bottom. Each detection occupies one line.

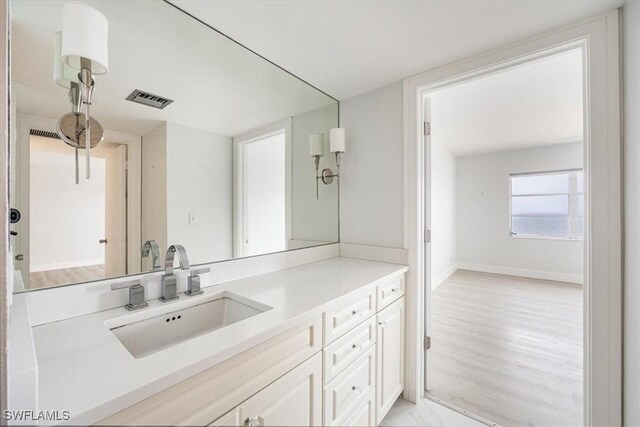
left=108, top=292, right=271, bottom=358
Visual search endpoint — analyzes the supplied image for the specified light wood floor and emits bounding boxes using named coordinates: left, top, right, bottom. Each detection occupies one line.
left=382, top=397, right=484, bottom=426
left=29, top=264, right=105, bottom=288
left=428, top=270, right=583, bottom=427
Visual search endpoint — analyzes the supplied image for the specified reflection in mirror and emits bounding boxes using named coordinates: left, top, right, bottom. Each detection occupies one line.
left=10, top=0, right=339, bottom=291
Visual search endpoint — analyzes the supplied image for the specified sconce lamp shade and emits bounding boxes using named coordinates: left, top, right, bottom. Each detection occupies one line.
left=310, top=133, right=325, bottom=157
left=330, top=128, right=346, bottom=153
left=61, top=3, right=109, bottom=75
left=54, top=32, right=79, bottom=88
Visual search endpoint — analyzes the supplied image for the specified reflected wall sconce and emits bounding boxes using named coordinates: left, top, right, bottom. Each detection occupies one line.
left=309, top=128, right=346, bottom=200
left=55, top=3, right=109, bottom=184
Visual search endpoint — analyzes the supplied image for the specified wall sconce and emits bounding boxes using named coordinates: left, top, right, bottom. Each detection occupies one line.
left=55, top=3, right=109, bottom=184
left=310, top=133, right=325, bottom=200
left=309, top=128, right=346, bottom=200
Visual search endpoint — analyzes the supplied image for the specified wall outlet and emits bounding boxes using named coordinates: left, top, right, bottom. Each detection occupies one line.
left=188, top=212, right=197, bottom=225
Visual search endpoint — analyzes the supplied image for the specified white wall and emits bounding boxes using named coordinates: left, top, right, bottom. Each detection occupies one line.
left=30, top=151, right=106, bottom=270
left=291, top=103, right=339, bottom=243
left=166, top=123, right=233, bottom=265
left=141, top=123, right=168, bottom=267
left=430, top=142, right=457, bottom=288
left=456, top=142, right=583, bottom=283
left=623, top=0, right=640, bottom=423
left=142, top=122, right=233, bottom=266
left=339, top=82, right=405, bottom=248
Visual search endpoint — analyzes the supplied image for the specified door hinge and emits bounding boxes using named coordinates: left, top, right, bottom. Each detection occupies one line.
left=423, top=121, right=431, bottom=136
left=124, top=161, right=129, bottom=170
left=425, top=229, right=431, bottom=244
left=424, top=336, right=431, bottom=350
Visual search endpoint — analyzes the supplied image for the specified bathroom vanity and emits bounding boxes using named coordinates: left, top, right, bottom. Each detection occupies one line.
left=25, top=257, right=407, bottom=426
left=7, top=1, right=407, bottom=425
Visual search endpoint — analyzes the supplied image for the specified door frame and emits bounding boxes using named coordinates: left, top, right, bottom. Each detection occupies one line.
left=14, top=114, right=142, bottom=286
left=232, top=118, right=292, bottom=258
left=403, top=10, right=621, bottom=425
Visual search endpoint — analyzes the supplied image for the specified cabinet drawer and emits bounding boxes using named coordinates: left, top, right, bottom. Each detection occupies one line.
left=324, top=289, right=376, bottom=345
left=323, top=316, right=376, bottom=384
left=97, top=316, right=322, bottom=426
left=343, top=391, right=375, bottom=427
left=323, top=347, right=376, bottom=427
left=377, top=275, right=404, bottom=311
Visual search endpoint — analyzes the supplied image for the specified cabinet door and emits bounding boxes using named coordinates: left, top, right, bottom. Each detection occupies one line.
left=239, top=353, right=323, bottom=426
left=376, top=296, right=405, bottom=424
left=343, top=392, right=375, bottom=427
left=208, top=407, right=241, bottom=426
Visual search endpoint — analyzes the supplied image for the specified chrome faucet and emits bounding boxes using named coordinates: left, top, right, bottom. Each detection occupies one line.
left=160, top=244, right=190, bottom=302
left=111, top=280, right=148, bottom=310
left=142, top=240, right=161, bottom=272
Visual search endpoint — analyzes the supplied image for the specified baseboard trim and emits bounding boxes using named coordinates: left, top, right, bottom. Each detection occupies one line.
left=456, top=262, right=583, bottom=284
left=30, top=259, right=105, bottom=272
left=339, top=243, right=408, bottom=265
left=432, top=265, right=458, bottom=290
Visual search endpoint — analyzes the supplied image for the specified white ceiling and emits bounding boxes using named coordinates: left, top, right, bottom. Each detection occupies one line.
left=171, top=0, right=623, bottom=100
left=430, top=48, right=583, bottom=156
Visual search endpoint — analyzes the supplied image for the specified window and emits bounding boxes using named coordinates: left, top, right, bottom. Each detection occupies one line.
left=510, top=170, right=584, bottom=239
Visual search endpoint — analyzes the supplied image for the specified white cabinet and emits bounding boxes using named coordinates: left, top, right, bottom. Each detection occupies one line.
left=323, top=316, right=376, bottom=384
left=324, top=289, right=376, bottom=345
left=99, top=271, right=407, bottom=427
left=342, top=392, right=376, bottom=427
left=208, top=408, right=240, bottom=426
left=211, top=353, right=323, bottom=427
left=376, top=296, right=405, bottom=424
left=323, top=347, right=376, bottom=426
left=240, top=353, right=323, bottom=426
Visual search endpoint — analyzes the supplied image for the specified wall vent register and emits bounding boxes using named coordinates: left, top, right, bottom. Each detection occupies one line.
left=125, top=89, right=174, bottom=109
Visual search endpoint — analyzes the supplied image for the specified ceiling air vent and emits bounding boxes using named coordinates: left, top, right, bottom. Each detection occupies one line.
left=126, top=89, right=174, bottom=110
left=30, top=129, right=61, bottom=139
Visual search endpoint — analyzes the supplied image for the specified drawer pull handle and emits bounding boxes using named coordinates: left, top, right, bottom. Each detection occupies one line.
left=379, top=321, right=387, bottom=328
left=391, top=288, right=397, bottom=293
left=352, top=385, right=362, bottom=394
left=352, top=343, right=362, bottom=351
left=244, top=416, right=261, bottom=426
left=351, top=310, right=364, bottom=318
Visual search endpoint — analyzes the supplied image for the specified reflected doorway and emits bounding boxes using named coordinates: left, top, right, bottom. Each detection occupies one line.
left=26, top=135, right=128, bottom=288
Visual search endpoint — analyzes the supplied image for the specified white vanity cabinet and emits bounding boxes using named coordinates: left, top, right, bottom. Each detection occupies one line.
left=322, top=275, right=405, bottom=427
left=97, top=271, right=407, bottom=427
left=210, top=353, right=323, bottom=426
left=376, top=297, right=405, bottom=424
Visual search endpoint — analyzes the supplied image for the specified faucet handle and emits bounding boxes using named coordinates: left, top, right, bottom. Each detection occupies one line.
left=191, top=267, right=210, bottom=276
left=111, top=280, right=148, bottom=311
left=186, top=268, right=210, bottom=296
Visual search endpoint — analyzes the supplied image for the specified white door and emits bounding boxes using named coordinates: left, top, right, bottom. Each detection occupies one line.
left=376, top=297, right=405, bottom=424
left=104, top=143, right=127, bottom=277
left=239, top=353, right=323, bottom=426
left=241, top=131, right=287, bottom=257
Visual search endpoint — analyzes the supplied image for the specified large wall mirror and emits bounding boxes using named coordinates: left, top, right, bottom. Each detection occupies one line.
left=9, top=0, right=339, bottom=291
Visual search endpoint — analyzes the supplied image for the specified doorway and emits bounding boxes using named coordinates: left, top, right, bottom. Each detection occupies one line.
left=404, top=12, right=621, bottom=425
left=25, top=135, right=128, bottom=288
left=422, top=48, right=585, bottom=426
left=233, top=118, right=292, bottom=258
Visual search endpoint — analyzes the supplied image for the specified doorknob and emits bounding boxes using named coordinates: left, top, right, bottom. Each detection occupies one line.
left=99, top=239, right=108, bottom=244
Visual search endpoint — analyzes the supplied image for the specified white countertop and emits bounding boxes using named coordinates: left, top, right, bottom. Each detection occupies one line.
left=31, top=257, right=408, bottom=425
